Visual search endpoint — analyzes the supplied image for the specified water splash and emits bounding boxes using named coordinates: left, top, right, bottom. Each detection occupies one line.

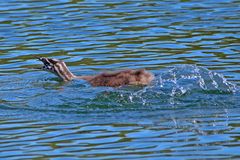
left=157, top=65, right=237, bottom=95
left=92, top=65, right=238, bottom=108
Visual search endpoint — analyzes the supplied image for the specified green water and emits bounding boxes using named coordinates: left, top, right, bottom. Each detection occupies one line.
left=0, top=0, right=240, bottom=159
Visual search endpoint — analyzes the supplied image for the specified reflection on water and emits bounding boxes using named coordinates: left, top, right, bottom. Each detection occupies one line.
left=0, top=0, right=240, bottom=159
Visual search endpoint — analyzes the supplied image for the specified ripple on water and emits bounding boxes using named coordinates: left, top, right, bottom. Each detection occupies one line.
left=0, top=0, right=240, bottom=159
left=0, top=65, right=239, bottom=120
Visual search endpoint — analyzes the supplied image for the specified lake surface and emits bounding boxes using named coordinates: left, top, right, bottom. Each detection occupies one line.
left=0, top=0, right=240, bottom=159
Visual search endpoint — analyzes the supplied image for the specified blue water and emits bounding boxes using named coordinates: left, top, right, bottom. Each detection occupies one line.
left=0, top=0, right=240, bottom=159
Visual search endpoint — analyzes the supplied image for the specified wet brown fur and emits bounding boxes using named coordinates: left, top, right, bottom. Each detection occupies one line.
left=76, top=69, right=154, bottom=87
